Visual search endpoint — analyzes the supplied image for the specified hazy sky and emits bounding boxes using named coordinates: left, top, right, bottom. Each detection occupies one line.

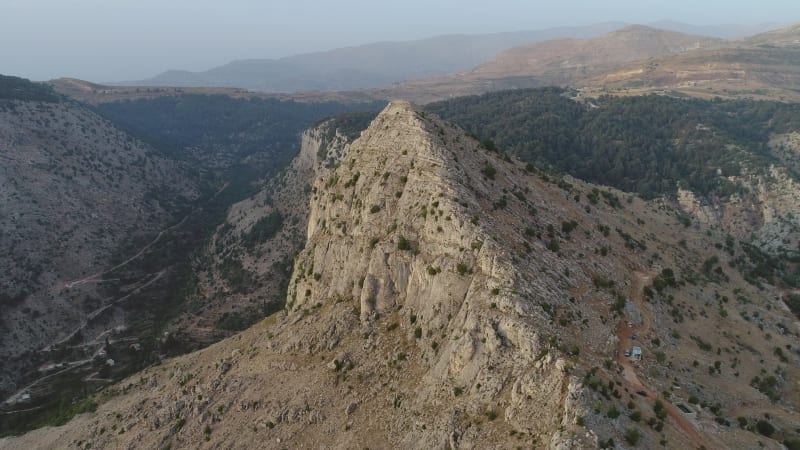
left=2, top=0, right=797, bottom=82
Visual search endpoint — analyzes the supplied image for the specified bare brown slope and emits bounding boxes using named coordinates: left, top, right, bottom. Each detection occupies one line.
left=367, top=25, right=726, bottom=103
left=740, top=22, right=800, bottom=46
left=368, top=23, right=800, bottom=104
left=471, top=25, right=724, bottom=83
left=584, top=23, right=800, bottom=101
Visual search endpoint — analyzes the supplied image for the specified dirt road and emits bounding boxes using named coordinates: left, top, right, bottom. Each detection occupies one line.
left=65, top=215, right=190, bottom=288
left=616, top=271, right=719, bottom=449
left=54, top=270, right=165, bottom=348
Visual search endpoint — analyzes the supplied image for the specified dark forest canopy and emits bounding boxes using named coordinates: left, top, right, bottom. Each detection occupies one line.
left=428, top=88, right=800, bottom=199
left=0, top=74, right=62, bottom=103
left=96, top=94, right=383, bottom=165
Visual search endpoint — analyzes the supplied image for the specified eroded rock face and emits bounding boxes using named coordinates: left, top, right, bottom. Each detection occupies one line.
left=671, top=132, right=800, bottom=254
left=177, top=118, right=355, bottom=340
left=289, top=101, right=578, bottom=447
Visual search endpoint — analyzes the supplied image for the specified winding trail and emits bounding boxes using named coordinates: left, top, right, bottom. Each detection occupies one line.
left=65, top=215, right=190, bottom=288
left=2, top=358, right=92, bottom=408
left=4, top=183, right=232, bottom=411
left=616, top=271, right=719, bottom=449
left=54, top=271, right=165, bottom=348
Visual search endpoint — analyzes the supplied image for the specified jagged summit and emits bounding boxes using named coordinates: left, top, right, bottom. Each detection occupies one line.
left=295, top=99, right=544, bottom=325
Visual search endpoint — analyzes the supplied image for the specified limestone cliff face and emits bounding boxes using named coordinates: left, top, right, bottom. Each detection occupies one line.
left=676, top=187, right=719, bottom=226
left=676, top=151, right=800, bottom=255
left=289, top=101, right=585, bottom=447
left=178, top=119, right=354, bottom=338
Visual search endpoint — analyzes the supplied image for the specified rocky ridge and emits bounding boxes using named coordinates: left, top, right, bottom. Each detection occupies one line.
left=174, top=118, right=356, bottom=341
left=3, top=102, right=799, bottom=449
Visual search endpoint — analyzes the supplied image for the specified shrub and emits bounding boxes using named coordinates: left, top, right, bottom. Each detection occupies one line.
left=756, top=419, right=775, bottom=437
left=737, top=416, right=748, bottom=428
left=624, top=428, right=640, bottom=445
left=481, top=139, right=498, bottom=152
left=370, top=205, right=381, bottom=213
left=456, top=263, right=469, bottom=275
left=397, top=236, right=411, bottom=251
left=481, top=163, right=497, bottom=180
left=654, top=400, right=667, bottom=420
left=751, top=375, right=780, bottom=401
left=241, top=211, right=283, bottom=247
left=784, top=438, right=800, bottom=450
left=561, top=220, right=578, bottom=234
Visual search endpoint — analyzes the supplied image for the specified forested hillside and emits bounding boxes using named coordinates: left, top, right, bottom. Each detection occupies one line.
left=0, top=75, right=62, bottom=102
left=428, top=88, right=800, bottom=199
left=95, top=95, right=383, bottom=170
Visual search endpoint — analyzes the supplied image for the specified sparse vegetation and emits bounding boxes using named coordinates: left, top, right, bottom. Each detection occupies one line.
left=481, top=163, right=497, bottom=180
left=624, top=427, right=640, bottom=445
left=397, top=236, right=412, bottom=251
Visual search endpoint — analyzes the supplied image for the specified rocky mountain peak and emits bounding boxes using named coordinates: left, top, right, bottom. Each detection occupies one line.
left=285, top=100, right=587, bottom=445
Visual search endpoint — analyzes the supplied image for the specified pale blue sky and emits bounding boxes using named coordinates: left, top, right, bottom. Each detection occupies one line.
left=1, top=0, right=797, bottom=82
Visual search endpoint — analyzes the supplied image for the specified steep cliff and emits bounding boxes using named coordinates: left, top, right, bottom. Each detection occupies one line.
left=288, top=101, right=588, bottom=447
left=172, top=117, right=358, bottom=341
left=676, top=162, right=800, bottom=258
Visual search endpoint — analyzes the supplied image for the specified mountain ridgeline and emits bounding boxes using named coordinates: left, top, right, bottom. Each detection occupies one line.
left=3, top=101, right=799, bottom=450
left=131, top=23, right=627, bottom=91
left=365, top=23, right=800, bottom=104
left=428, top=88, right=800, bottom=199
left=428, top=89, right=800, bottom=290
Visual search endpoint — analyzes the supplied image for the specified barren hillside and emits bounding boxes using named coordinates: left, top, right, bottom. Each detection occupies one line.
left=367, top=23, right=800, bottom=104
left=0, top=77, right=199, bottom=398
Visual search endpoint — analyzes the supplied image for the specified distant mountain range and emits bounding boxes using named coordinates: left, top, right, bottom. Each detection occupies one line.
left=124, top=21, right=784, bottom=93
left=367, top=22, right=800, bottom=103
left=126, top=23, right=624, bottom=91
